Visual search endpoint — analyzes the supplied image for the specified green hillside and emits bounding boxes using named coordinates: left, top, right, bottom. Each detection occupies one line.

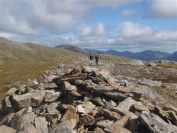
left=0, top=37, right=87, bottom=100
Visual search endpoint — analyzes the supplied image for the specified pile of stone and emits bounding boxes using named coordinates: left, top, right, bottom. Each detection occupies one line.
left=0, top=66, right=177, bottom=133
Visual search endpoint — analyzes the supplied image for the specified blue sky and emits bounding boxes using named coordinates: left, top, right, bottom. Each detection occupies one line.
left=0, top=0, right=177, bottom=53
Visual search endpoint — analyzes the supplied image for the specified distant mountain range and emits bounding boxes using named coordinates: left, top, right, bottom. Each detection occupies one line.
left=0, top=37, right=176, bottom=62
left=85, top=49, right=177, bottom=61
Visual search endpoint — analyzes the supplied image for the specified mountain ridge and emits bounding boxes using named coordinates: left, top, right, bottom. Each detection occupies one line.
left=87, top=49, right=176, bottom=61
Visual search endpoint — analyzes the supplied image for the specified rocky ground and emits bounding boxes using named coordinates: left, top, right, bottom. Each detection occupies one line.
left=0, top=54, right=177, bottom=133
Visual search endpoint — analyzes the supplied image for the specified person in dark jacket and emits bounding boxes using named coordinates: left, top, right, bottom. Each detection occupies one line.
left=89, top=54, right=94, bottom=66
left=95, top=54, right=99, bottom=65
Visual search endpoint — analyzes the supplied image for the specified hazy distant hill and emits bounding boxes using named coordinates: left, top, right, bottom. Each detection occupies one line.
left=0, top=37, right=176, bottom=63
left=56, top=45, right=96, bottom=55
left=88, top=49, right=176, bottom=61
left=167, top=52, right=177, bottom=61
left=106, top=50, right=177, bottom=61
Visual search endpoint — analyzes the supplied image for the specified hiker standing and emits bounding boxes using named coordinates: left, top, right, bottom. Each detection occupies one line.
left=95, top=54, right=99, bottom=65
left=89, top=54, right=94, bottom=66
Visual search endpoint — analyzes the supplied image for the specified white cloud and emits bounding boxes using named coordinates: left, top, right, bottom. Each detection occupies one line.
left=121, top=9, right=138, bottom=17
left=75, top=23, right=106, bottom=37
left=0, top=0, right=143, bottom=35
left=0, top=31, right=65, bottom=46
left=0, top=0, right=84, bottom=35
left=76, top=25, right=93, bottom=36
left=116, top=22, right=153, bottom=38
left=145, top=0, right=177, bottom=18
left=86, top=0, right=142, bottom=7
left=66, top=22, right=177, bottom=52
left=0, top=0, right=176, bottom=53
left=107, top=38, right=116, bottom=44
left=95, top=23, right=106, bottom=35
left=45, top=0, right=89, bottom=14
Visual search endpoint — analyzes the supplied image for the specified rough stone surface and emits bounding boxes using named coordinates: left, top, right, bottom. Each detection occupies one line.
left=139, top=86, right=156, bottom=99
left=1, top=96, right=14, bottom=114
left=104, top=124, right=131, bottom=133
left=46, top=102, right=60, bottom=115
left=103, top=109, right=121, bottom=120
left=86, top=85, right=113, bottom=94
left=44, top=91, right=62, bottom=102
left=138, top=78, right=162, bottom=86
left=35, top=116, right=48, bottom=133
left=10, top=109, right=35, bottom=131
left=114, top=115, right=130, bottom=127
left=18, top=122, right=37, bottom=133
left=129, top=59, right=144, bottom=66
left=12, top=90, right=45, bottom=109
left=95, top=69, right=111, bottom=80
left=0, top=125, right=17, bottom=133
left=95, top=119, right=114, bottom=128
left=50, top=121, right=73, bottom=133
left=133, top=104, right=149, bottom=112
left=61, top=105, right=77, bottom=121
left=116, top=97, right=141, bottom=111
left=0, top=66, right=177, bottom=133
left=6, top=87, right=18, bottom=96
left=139, top=112, right=177, bottom=133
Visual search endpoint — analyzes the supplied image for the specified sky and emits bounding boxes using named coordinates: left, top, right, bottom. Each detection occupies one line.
left=0, top=0, right=177, bottom=53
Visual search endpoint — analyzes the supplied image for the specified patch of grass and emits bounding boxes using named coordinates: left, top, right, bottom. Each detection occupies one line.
left=151, top=86, right=177, bottom=105
left=155, top=62, right=177, bottom=69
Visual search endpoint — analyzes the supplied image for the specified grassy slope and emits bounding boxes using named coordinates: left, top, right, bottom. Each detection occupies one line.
left=0, top=41, right=86, bottom=100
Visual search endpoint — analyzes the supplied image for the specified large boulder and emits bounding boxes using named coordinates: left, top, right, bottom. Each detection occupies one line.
left=139, top=112, right=177, bottom=133
left=12, top=90, right=45, bottom=110
left=137, top=78, right=162, bottom=87
left=95, top=69, right=111, bottom=81
left=129, top=59, right=144, bottom=66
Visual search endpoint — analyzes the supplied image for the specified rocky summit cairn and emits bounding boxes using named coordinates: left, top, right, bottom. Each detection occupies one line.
left=0, top=66, right=177, bottom=133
